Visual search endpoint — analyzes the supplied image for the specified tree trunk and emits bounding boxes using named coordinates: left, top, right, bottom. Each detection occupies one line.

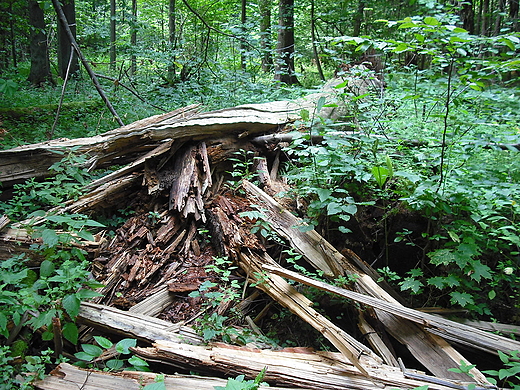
left=28, top=1, right=53, bottom=85
left=130, top=0, right=137, bottom=75
left=480, top=0, right=490, bottom=36
left=352, top=0, right=365, bottom=37
left=310, top=0, right=324, bottom=81
left=458, top=0, right=475, bottom=34
left=274, top=0, right=298, bottom=85
left=168, top=0, right=176, bottom=81
left=259, top=0, right=273, bottom=72
left=240, top=0, right=247, bottom=70
left=493, top=0, right=505, bottom=35
left=510, top=0, right=519, bottom=31
left=57, top=0, right=79, bottom=78
left=110, top=0, right=116, bottom=69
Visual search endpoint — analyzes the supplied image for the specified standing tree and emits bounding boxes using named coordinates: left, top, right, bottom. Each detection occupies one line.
left=168, top=0, right=176, bottom=81
left=110, top=0, right=116, bottom=69
left=28, top=0, right=53, bottom=85
left=57, top=0, right=79, bottom=78
left=240, top=0, right=247, bottom=69
left=274, top=0, right=298, bottom=85
left=130, top=0, right=137, bottom=74
left=259, top=0, right=273, bottom=72
left=310, top=0, right=324, bottom=81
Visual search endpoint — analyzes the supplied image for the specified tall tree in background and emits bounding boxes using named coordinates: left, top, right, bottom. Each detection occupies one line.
left=352, top=0, right=365, bottom=36
left=240, top=0, right=246, bottom=69
left=310, top=0, right=324, bottom=81
left=110, top=0, right=116, bottom=69
left=510, top=0, right=519, bottom=31
left=274, top=0, right=298, bottom=85
left=259, top=0, right=273, bottom=72
left=130, top=0, right=137, bottom=74
left=28, top=0, right=52, bottom=85
left=57, top=0, right=79, bottom=78
left=168, top=0, right=176, bottom=81
left=458, top=0, right=475, bottom=34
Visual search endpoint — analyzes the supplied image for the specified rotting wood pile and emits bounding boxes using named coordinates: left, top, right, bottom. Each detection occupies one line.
left=0, top=75, right=517, bottom=389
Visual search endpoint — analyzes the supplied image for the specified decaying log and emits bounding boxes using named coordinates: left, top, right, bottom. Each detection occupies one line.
left=77, top=302, right=202, bottom=345
left=241, top=180, right=489, bottom=383
left=132, top=341, right=489, bottom=390
left=34, top=363, right=295, bottom=390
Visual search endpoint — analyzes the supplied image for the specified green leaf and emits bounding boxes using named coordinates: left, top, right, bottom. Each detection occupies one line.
left=41, top=229, right=60, bottom=247
left=316, top=188, right=332, bottom=202
left=116, top=338, right=137, bottom=354
left=0, top=312, right=7, bottom=332
left=316, top=96, right=326, bottom=113
left=106, top=359, right=124, bottom=371
left=74, top=351, right=96, bottom=362
left=40, top=260, right=55, bottom=278
left=326, top=202, right=343, bottom=216
left=142, top=382, right=167, bottom=390
left=128, top=355, right=149, bottom=367
left=399, top=277, right=423, bottom=294
left=62, top=294, right=81, bottom=318
left=82, top=343, right=103, bottom=357
left=468, top=260, right=492, bottom=282
left=63, top=322, right=79, bottom=344
left=488, top=290, right=496, bottom=300
left=94, top=336, right=113, bottom=349
left=427, top=276, right=446, bottom=289
left=424, top=16, right=439, bottom=26
left=76, top=289, right=103, bottom=300
left=450, top=291, right=474, bottom=307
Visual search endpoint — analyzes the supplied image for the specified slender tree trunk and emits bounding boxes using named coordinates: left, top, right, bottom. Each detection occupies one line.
left=168, top=0, right=176, bottom=81
left=480, top=0, right=490, bottom=36
left=493, top=0, right=505, bottom=35
left=28, top=0, right=53, bottom=85
left=9, top=2, right=17, bottom=68
left=510, top=0, right=519, bottom=31
left=57, top=0, right=78, bottom=78
left=259, top=0, right=273, bottom=72
left=240, top=0, right=247, bottom=70
left=130, top=0, right=137, bottom=75
left=110, top=0, right=116, bottom=69
left=458, top=0, right=475, bottom=34
left=352, top=0, right=365, bottom=37
left=52, top=0, right=124, bottom=126
left=310, top=0, right=324, bottom=81
left=274, top=0, right=298, bottom=85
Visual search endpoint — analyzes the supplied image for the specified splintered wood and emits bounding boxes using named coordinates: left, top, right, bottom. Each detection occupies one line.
left=2, top=85, right=514, bottom=389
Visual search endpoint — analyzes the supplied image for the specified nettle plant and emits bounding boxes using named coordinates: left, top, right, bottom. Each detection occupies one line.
left=0, top=151, right=107, bottom=387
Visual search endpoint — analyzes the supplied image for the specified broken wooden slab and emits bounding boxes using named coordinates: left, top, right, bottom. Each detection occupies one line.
left=34, top=362, right=298, bottom=390
left=241, top=179, right=488, bottom=383
left=77, top=302, right=202, bottom=345
left=132, top=340, right=487, bottom=390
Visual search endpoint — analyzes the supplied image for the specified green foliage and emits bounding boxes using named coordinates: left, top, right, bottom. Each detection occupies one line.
left=483, top=350, right=520, bottom=389
left=214, top=367, right=268, bottom=390
left=74, top=336, right=150, bottom=372
left=0, top=78, right=18, bottom=97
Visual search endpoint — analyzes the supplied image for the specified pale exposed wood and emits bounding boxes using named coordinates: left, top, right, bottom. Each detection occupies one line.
left=237, top=249, right=380, bottom=377
left=133, top=341, right=483, bottom=390
left=77, top=302, right=202, bottom=345
left=358, top=314, right=399, bottom=367
left=0, top=215, right=9, bottom=231
left=34, top=363, right=292, bottom=390
left=241, top=180, right=487, bottom=383
left=128, top=285, right=175, bottom=317
left=265, top=264, right=520, bottom=366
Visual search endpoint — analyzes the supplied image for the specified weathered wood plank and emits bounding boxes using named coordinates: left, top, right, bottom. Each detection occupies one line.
left=34, top=363, right=296, bottom=390
left=241, top=180, right=488, bottom=383
left=77, top=302, right=202, bottom=345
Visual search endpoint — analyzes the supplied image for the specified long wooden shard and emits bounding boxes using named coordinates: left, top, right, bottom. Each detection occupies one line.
left=241, top=180, right=488, bottom=383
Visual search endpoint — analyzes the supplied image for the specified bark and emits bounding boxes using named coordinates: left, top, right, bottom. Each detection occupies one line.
left=167, top=0, right=176, bottom=81
left=259, top=0, right=273, bottom=72
left=57, top=0, right=79, bottom=78
left=27, top=1, right=53, bottom=85
left=130, top=0, right=137, bottom=75
left=352, top=0, right=365, bottom=37
left=110, top=0, right=116, bottom=69
left=274, top=0, right=299, bottom=85
left=241, top=0, right=247, bottom=69
left=310, top=0, right=325, bottom=81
